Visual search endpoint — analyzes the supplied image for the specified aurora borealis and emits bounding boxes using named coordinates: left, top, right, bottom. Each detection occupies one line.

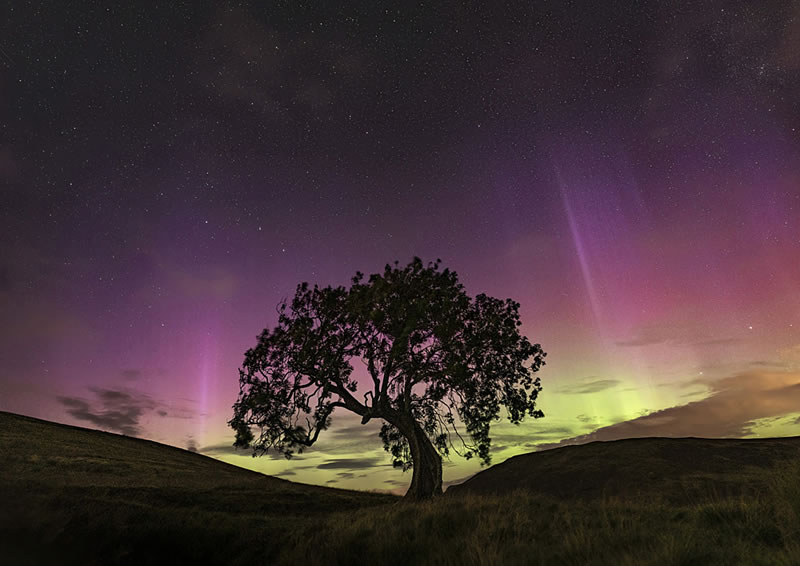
left=2, top=2, right=799, bottom=493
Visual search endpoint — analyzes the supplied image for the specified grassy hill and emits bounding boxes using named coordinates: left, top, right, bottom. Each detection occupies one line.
left=447, top=436, right=800, bottom=503
left=3, top=411, right=800, bottom=565
left=0, top=411, right=396, bottom=565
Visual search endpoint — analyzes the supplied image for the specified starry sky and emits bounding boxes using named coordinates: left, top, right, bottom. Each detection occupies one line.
left=2, top=1, right=800, bottom=493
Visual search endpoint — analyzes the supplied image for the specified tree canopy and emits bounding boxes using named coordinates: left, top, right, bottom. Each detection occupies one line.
left=230, top=258, right=546, bottom=499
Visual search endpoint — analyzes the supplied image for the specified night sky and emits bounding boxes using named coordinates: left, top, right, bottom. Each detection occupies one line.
left=2, top=1, right=800, bottom=493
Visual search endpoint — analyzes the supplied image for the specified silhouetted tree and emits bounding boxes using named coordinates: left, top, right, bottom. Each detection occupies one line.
left=230, top=258, right=546, bottom=499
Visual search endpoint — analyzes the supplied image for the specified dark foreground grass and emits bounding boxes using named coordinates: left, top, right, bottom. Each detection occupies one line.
left=3, top=411, right=800, bottom=565
left=281, top=469, right=800, bottom=566
left=284, top=463, right=800, bottom=566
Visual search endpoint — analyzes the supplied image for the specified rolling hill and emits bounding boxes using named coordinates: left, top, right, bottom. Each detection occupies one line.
left=0, top=411, right=396, bottom=565
left=447, top=435, right=800, bottom=502
left=3, top=410, right=800, bottom=565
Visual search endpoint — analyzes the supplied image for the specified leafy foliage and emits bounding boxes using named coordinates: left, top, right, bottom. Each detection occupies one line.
left=230, top=258, right=546, bottom=470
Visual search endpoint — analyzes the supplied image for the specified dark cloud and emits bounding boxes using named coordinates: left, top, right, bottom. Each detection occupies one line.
left=199, top=442, right=240, bottom=456
left=537, top=371, right=800, bottom=451
left=329, top=422, right=382, bottom=438
left=492, top=425, right=576, bottom=442
left=317, top=457, right=385, bottom=470
left=199, top=441, right=308, bottom=460
left=186, top=437, right=198, bottom=453
left=164, top=407, right=196, bottom=419
left=484, top=425, right=580, bottom=452
left=558, top=379, right=621, bottom=394
left=55, top=386, right=190, bottom=437
left=57, top=387, right=160, bottom=436
left=311, top=414, right=385, bottom=454
left=93, top=388, right=132, bottom=403
left=678, top=389, right=707, bottom=399
left=198, top=415, right=386, bottom=461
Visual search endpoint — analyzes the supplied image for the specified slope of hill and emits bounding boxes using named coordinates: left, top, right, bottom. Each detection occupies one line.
left=0, top=411, right=396, bottom=565
left=446, top=436, right=800, bottom=502
left=4, top=411, right=800, bottom=565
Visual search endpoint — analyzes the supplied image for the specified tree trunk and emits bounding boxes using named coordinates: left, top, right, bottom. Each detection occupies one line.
left=403, top=420, right=443, bottom=500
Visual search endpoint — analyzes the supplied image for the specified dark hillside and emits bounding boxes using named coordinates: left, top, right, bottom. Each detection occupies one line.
left=447, top=436, right=800, bottom=502
left=0, top=411, right=396, bottom=565
left=5, top=412, right=800, bottom=565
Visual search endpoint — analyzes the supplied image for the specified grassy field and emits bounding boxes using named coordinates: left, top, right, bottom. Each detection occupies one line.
left=3, top=411, right=800, bottom=565
left=285, top=477, right=800, bottom=566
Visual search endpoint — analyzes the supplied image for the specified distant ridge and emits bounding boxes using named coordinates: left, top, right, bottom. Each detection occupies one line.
left=447, top=435, right=800, bottom=502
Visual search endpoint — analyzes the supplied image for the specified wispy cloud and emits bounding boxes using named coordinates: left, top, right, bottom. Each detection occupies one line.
left=317, top=457, right=386, bottom=470
left=537, top=371, right=800, bottom=450
left=328, top=421, right=383, bottom=440
left=198, top=413, right=386, bottom=461
left=199, top=441, right=295, bottom=460
left=557, top=378, right=621, bottom=394
left=616, top=322, right=737, bottom=348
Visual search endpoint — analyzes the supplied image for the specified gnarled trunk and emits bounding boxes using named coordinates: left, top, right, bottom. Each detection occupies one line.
left=403, top=420, right=443, bottom=500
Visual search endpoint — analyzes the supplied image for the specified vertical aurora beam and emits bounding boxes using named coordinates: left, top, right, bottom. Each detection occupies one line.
left=551, top=159, right=603, bottom=329
left=196, top=330, right=218, bottom=445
